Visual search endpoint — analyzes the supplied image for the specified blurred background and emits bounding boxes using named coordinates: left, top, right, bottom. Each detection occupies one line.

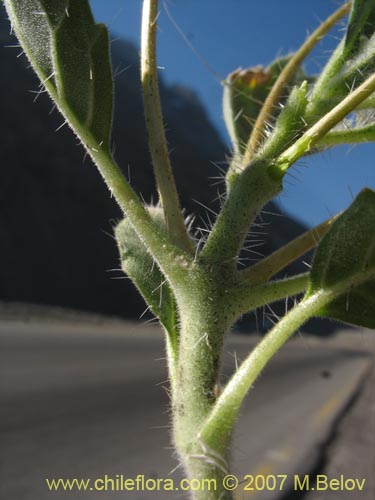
left=0, top=1, right=373, bottom=325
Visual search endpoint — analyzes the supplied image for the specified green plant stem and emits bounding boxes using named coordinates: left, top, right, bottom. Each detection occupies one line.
left=356, top=94, right=375, bottom=110
left=141, top=0, right=194, bottom=253
left=200, top=160, right=282, bottom=268
left=179, top=458, right=232, bottom=500
left=172, top=269, right=235, bottom=500
left=199, top=289, right=334, bottom=454
left=172, top=271, right=308, bottom=499
left=231, top=273, right=310, bottom=319
left=239, top=214, right=339, bottom=284
left=304, top=38, right=346, bottom=124
left=173, top=272, right=233, bottom=447
left=89, top=147, right=192, bottom=281
left=317, top=123, right=375, bottom=147
left=243, top=2, right=351, bottom=163
left=163, top=326, right=178, bottom=397
left=47, top=81, right=192, bottom=283
left=274, top=71, right=375, bottom=173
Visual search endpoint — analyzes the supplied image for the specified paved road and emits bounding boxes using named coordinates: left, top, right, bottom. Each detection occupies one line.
left=0, top=320, right=372, bottom=500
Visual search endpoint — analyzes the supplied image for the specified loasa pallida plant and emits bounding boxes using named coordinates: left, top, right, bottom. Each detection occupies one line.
left=3, top=0, right=375, bottom=498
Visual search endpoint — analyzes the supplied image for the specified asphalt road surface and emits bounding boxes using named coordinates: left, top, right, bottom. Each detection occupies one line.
left=0, top=320, right=372, bottom=500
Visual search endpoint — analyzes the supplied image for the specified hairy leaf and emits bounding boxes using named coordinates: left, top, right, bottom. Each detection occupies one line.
left=4, top=0, right=113, bottom=148
left=261, top=81, right=308, bottom=159
left=307, top=0, right=375, bottom=123
left=115, top=207, right=178, bottom=338
left=223, top=56, right=309, bottom=157
left=307, top=189, right=375, bottom=328
left=344, top=0, right=375, bottom=58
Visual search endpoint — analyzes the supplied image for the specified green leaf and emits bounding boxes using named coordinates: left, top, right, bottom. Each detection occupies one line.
left=115, top=207, right=178, bottom=339
left=323, top=282, right=375, bottom=329
left=307, top=189, right=375, bottom=328
left=344, top=0, right=375, bottom=58
left=223, top=56, right=309, bottom=157
left=4, top=0, right=113, bottom=148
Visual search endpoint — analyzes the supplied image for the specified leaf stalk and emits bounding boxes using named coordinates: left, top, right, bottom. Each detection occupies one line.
left=240, top=214, right=340, bottom=284
left=141, top=0, right=194, bottom=253
left=244, top=2, right=351, bottom=164
left=275, top=71, right=375, bottom=172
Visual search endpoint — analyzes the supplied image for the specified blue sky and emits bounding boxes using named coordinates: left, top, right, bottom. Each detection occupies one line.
left=90, top=0, right=374, bottom=228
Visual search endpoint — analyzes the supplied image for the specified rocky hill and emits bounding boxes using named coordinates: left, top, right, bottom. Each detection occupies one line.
left=0, top=9, right=320, bottom=329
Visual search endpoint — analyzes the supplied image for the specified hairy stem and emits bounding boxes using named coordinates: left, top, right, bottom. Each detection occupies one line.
left=244, top=2, right=351, bottom=162
left=240, top=214, right=339, bottom=284
left=54, top=90, right=193, bottom=283
left=231, top=273, right=310, bottom=319
left=172, top=269, right=236, bottom=500
left=200, top=160, right=282, bottom=268
left=274, top=72, right=375, bottom=173
left=317, top=123, right=375, bottom=147
left=88, top=147, right=193, bottom=284
left=304, top=38, right=346, bottom=123
left=141, top=0, right=194, bottom=253
left=54, top=103, right=180, bottom=273
left=199, top=289, right=334, bottom=453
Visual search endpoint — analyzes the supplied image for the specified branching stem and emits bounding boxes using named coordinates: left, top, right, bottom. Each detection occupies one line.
left=199, top=289, right=334, bottom=453
left=244, top=2, right=351, bottom=163
left=275, top=72, right=375, bottom=172
left=87, top=146, right=192, bottom=284
left=37, top=88, right=189, bottom=286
